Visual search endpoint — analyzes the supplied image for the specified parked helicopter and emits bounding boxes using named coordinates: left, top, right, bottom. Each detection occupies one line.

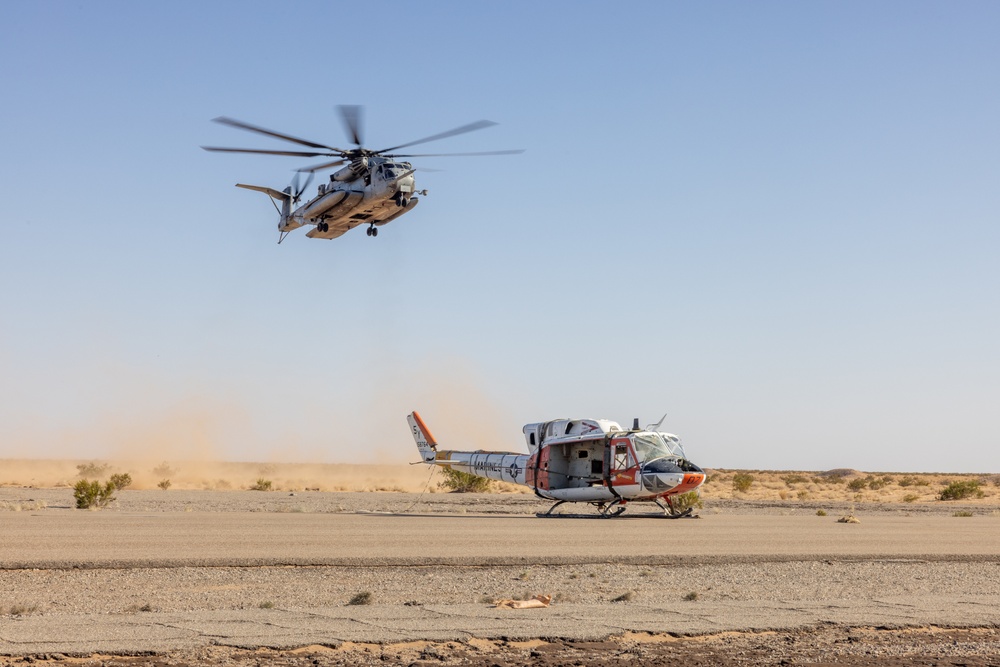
left=407, top=411, right=706, bottom=518
left=202, top=106, right=522, bottom=243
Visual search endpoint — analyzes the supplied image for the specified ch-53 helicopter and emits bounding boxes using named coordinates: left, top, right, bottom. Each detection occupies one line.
left=202, top=106, right=522, bottom=243
left=407, top=411, right=706, bottom=518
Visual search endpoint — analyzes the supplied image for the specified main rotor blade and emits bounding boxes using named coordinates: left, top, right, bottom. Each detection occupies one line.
left=296, top=158, right=349, bottom=173
left=376, top=120, right=498, bottom=153
left=338, top=105, right=363, bottom=146
left=202, top=146, right=338, bottom=157
left=384, top=149, right=525, bottom=158
left=212, top=116, right=347, bottom=153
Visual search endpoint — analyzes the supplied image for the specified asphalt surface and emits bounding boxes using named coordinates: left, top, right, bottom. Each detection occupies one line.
left=4, top=511, right=1000, bottom=568
left=2, top=508, right=1000, bottom=657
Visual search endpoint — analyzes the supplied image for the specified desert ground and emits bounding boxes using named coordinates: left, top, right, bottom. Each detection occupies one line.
left=2, top=460, right=1000, bottom=666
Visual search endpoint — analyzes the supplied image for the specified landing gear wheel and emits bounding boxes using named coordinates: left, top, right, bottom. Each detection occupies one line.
left=367, top=224, right=378, bottom=237
left=371, top=226, right=378, bottom=237
left=366, top=227, right=372, bottom=237
left=318, top=222, right=329, bottom=233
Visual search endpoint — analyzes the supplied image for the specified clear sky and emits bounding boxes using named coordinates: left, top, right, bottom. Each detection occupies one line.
left=1, top=1, right=998, bottom=472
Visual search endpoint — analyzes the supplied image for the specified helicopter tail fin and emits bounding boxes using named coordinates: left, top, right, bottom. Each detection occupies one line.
left=235, top=183, right=291, bottom=201
left=407, top=411, right=438, bottom=463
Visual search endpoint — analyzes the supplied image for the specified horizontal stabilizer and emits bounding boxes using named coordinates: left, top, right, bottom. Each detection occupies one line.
left=236, top=183, right=290, bottom=201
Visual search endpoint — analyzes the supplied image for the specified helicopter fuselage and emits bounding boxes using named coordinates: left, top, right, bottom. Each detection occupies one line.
left=204, top=107, right=520, bottom=243
left=407, top=412, right=706, bottom=517
left=279, top=158, right=420, bottom=239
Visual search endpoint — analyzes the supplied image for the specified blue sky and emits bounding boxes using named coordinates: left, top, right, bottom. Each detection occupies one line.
left=1, top=1, right=998, bottom=472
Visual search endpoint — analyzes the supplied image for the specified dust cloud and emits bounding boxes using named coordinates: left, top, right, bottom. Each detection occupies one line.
left=0, top=355, right=528, bottom=491
left=0, top=458, right=442, bottom=492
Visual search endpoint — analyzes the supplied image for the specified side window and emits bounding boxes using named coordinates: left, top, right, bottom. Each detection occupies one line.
left=614, top=443, right=630, bottom=470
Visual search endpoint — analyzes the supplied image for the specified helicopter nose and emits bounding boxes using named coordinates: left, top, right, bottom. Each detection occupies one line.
left=641, top=471, right=685, bottom=493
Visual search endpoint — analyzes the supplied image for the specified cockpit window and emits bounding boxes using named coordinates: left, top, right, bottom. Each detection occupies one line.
left=633, top=433, right=687, bottom=462
left=632, top=434, right=673, bottom=463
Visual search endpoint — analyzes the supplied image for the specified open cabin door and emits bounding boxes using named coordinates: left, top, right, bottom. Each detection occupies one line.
left=605, top=436, right=638, bottom=488
left=526, top=447, right=550, bottom=491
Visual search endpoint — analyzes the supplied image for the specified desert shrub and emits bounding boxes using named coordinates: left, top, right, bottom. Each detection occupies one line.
left=939, top=480, right=984, bottom=501
left=74, top=480, right=116, bottom=509
left=438, top=468, right=493, bottom=493
left=898, top=476, right=917, bottom=487
left=732, top=473, right=754, bottom=493
left=902, top=493, right=919, bottom=503
left=157, top=479, right=172, bottom=490
left=259, top=601, right=275, bottom=609
left=76, top=462, right=110, bottom=478
left=6, top=603, right=40, bottom=616
left=816, top=509, right=827, bottom=516
left=915, top=478, right=930, bottom=486
left=109, top=473, right=132, bottom=490
left=781, top=474, right=809, bottom=486
left=797, top=490, right=810, bottom=500
left=348, top=591, right=372, bottom=606
left=867, top=475, right=892, bottom=491
left=670, top=490, right=703, bottom=513
left=953, top=510, right=974, bottom=517
left=151, top=462, right=174, bottom=478
left=682, top=591, right=698, bottom=601
left=847, top=478, right=868, bottom=492
left=611, top=591, right=635, bottom=603
left=250, top=478, right=273, bottom=491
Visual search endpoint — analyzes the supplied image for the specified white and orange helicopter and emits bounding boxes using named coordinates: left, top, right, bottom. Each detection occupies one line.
left=407, top=411, right=706, bottom=518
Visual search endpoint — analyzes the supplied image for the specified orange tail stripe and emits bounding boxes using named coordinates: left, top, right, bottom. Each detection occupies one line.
left=411, top=411, right=438, bottom=447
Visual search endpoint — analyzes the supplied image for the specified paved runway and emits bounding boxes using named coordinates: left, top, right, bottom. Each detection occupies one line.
left=3, top=511, right=1000, bottom=568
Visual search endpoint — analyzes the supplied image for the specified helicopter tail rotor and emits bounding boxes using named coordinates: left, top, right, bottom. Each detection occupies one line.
left=290, top=171, right=315, bottom=206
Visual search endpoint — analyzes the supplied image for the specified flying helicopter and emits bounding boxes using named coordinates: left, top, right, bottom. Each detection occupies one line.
left=202, top=106, right=523, bottom=243
left=407, top=411, right=706, bottom=518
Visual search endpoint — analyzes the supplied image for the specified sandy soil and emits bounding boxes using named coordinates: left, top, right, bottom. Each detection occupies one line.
left=2, top=626, right=1000, bottom=667
left=3, top=459, right=999, bottom=504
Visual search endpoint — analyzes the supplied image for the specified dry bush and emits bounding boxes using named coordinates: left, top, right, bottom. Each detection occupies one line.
left=438, top=468, right=493, bottom=493
left=732, top=472, right=754, bottom=493
left=157, top=479, right=172, bottom=490
left=903, top=493, right=919, bottom=503
left=939, top=480, right=984, bottom=501
left=348, top=591, right=373, bottom=606
left=109, top=473, right=132, bottom=490
left=151, top=462, right=174, bottom=478
left=250, top=478, right=273, bottom=491
left=76, top=462, right=110, bottom=478
left=73, top=480, right=116, bottom=509
left=781, top=474, right=809, bottom=486
left=670, top=490, right=703, bottom=513
left=847, top=478, right=868, bottom=492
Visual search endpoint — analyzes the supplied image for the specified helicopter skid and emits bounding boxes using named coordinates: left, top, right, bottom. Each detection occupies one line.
left=534, top=508, right=697, bottom=519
